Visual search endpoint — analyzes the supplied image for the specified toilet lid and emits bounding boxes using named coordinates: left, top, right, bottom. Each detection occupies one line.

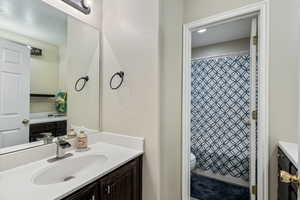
left=191, top=153, right=196, bottom=161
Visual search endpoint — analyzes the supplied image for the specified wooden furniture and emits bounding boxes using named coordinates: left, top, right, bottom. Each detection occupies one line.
left=29, top=120, right=67, bottom=142
left=278, top=148, right=297, bottom=200
left=62, top=156, right=143, bottom=200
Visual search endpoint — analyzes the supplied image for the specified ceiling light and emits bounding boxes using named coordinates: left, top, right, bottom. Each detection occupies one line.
left=197, top=28, right=207, bottom=33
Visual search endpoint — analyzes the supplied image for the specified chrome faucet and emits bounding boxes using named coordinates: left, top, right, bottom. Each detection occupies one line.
left=55, top=137, right=71, bottom=159
left=47, top=137, right=72, bottom=163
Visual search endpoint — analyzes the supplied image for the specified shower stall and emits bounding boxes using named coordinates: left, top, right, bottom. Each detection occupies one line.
left=190, top=53, right=252, bottom=199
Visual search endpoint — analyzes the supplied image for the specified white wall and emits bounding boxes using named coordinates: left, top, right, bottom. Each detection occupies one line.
left=101, top=0, right=160, bottom=199
left=192, top=38, right=250, bottom=58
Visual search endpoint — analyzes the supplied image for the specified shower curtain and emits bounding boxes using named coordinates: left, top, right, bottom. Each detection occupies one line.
left=191, top=52, right=251, bottom=182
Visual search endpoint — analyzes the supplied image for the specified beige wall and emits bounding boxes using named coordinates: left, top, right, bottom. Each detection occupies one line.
left=41, top=0, right=101, bottom=130
left=192, top=38, right=250, bottom=58
left=59, top=17, right=100, bottom=130
left=101, top=0, right=160, bottom=199
left=268, top=0, right=299, bottom=199
left=0, top=28, right=60, bottom=113
left=159, top=0, right=183, bottom=199
left=184, top=0, right=261, bottom=23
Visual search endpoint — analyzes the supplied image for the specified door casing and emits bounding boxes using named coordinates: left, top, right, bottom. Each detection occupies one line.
left=182, top=2, right=269, bottom=200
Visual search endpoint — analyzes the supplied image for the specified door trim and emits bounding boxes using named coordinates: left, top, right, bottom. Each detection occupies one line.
left=182, top=1, right=269, bottom=200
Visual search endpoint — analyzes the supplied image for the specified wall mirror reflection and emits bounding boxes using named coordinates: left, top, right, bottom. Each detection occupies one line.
left=0, top=0, right=100, bottom=152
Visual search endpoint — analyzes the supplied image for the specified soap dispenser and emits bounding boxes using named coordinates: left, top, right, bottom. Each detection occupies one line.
left=77, top=130, right=89, bottom=151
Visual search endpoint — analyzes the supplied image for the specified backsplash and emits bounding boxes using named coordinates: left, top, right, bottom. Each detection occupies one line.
left=191, top=54, right=251, bottom=181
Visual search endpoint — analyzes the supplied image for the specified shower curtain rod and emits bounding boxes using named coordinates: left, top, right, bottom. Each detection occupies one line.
left=192, top=50, right=250, bottom=61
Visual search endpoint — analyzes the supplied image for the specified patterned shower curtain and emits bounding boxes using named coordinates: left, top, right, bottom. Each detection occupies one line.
left=190, top=54, right=251, bottom=181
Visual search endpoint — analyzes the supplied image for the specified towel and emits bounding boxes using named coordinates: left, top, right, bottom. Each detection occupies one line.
left=55, top=92, right=67, bottom=113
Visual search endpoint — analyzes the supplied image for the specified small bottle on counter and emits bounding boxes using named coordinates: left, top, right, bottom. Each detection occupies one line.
left=77, top=130, right=89, bottom=151
left=67, top=128, right=77, bottom=138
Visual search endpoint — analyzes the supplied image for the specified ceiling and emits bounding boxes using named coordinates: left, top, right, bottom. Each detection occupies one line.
left=0, top=0, right=67, bottom=46
left=192, top=18, right=252, bottom=48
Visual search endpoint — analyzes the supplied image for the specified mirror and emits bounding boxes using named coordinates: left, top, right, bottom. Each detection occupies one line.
left=0, top=0, right=100, bottom=152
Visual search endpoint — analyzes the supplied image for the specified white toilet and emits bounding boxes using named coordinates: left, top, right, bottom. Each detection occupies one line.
left=190, top=153, right=196, bottom=170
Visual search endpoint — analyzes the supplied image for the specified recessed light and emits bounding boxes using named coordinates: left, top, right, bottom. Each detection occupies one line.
left=197, top=28, right=207, bottom=33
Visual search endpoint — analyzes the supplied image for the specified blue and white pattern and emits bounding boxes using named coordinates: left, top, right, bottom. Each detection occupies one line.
left=191, top=55, right=251, bottom=181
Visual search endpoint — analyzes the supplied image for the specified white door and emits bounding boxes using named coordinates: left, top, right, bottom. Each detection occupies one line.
left=249, top=17, right=258, bottom=200
left=0, top=39, right=30, bottom=148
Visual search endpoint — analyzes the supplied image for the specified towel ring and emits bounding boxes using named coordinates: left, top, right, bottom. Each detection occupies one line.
left=75, top=76, right=89, bottom=92
left=110, top=71, right=125, bottom=90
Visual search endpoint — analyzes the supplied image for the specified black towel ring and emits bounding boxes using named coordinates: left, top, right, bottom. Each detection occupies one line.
left=75, top=76, right=89, bottom=92
left=110, top=71, right=125, bottom=90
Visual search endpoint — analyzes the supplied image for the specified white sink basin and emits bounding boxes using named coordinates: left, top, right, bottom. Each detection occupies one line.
left=33, top=154, right=108, bottom=185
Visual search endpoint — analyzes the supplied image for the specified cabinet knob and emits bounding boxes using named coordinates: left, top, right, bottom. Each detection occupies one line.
left=280, top=170, right=300, bottom=186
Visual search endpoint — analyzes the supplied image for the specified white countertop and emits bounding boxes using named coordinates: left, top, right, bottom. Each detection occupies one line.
left=0, top=139, right=144, bottom=200
left=278, top=141, right=298, bottom=167
left=30, top=116, right=68, bottom=124
left=30, top=112, right=67, bottom=124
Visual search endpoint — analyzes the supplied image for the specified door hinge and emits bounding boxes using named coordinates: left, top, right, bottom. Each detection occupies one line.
left=252, top=110, right=258, bottom=120
left=253, top=36, right=258, bottom=45
left=252, top=185, right=257, bottom=195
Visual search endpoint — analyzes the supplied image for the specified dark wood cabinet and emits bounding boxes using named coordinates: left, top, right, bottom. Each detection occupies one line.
left=30, top=120, right=67, bottom=142
left=62, top=156, right=143, bottom=200
left=278, top=148, right=298, bottom=200
left=99, top=157, right=141, bottom=200
left=65, top=182, right=99, bottom=200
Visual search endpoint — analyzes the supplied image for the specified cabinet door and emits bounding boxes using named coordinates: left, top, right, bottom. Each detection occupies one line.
left=290, top=188, right=297, bottom=200
left=99, top=158, right=142, bottom=200
left=278, top=149, right=289, bottom=200
left=63, top=182, right=99, bottom=200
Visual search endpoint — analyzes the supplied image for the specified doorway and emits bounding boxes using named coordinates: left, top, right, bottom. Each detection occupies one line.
left=182, top=2, right=269, bottom=200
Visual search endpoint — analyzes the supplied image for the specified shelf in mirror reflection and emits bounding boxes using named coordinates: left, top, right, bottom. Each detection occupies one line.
left=30, top=94, right=56, bottom=98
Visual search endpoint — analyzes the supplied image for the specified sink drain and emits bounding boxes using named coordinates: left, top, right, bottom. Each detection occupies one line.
left=63, top=176, right=75, bottom=182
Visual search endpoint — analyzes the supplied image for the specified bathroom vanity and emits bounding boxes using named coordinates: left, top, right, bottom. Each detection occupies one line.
left=63, top=156, right=142, bottom=200
left=278, top=142, right=298, bottom=200
left=0, top=132, right=144, bottom=200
